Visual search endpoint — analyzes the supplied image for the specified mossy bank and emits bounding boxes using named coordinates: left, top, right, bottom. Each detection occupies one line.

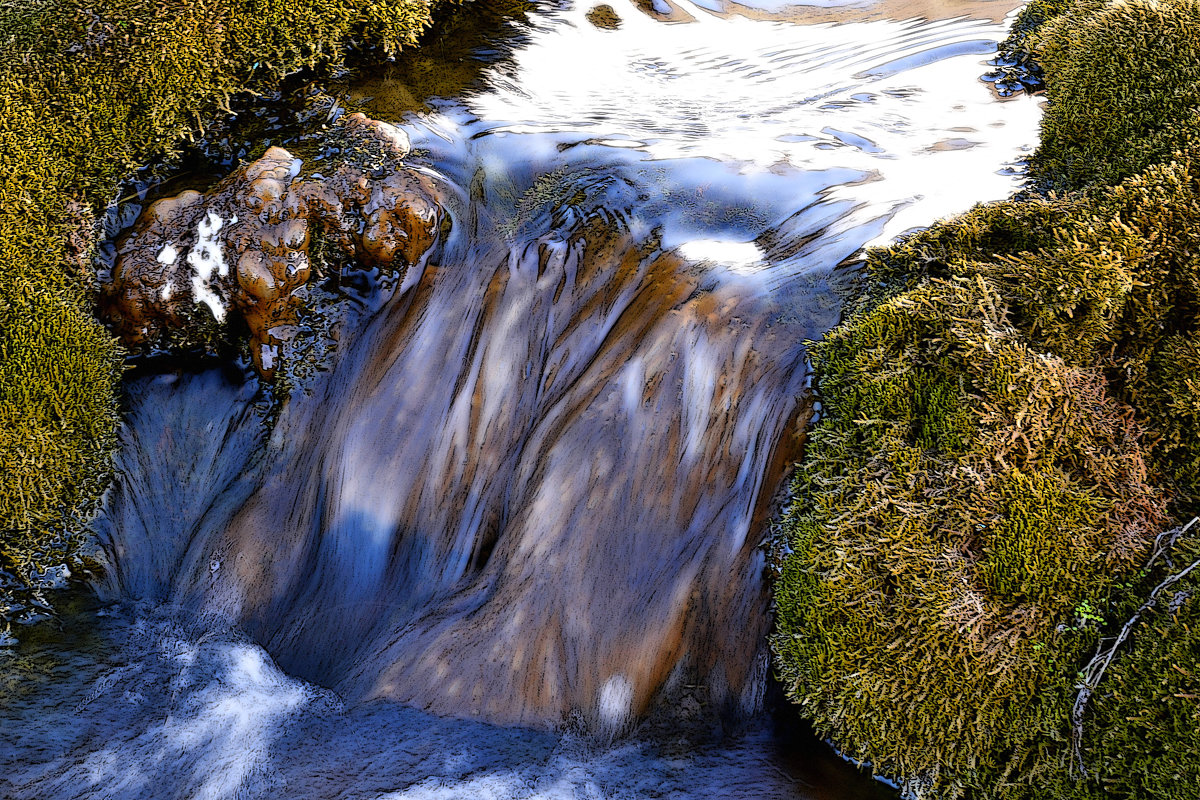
left=772, top=0, right=1200, bottom=797
left=0, top=0, right=472, bottom=586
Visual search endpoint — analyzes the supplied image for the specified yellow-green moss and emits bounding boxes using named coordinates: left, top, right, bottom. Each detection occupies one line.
left=773, top=1, right=1200, bottom=795
left=1030, top=0, right=1200, bottom=189
left=855, top=150, right=1200, bottom=501
left=773, top=274, right=1166, bottom=797
left=1072, top=533, right=1200, bottom=798
left=0, top=290, right=121, bottom=578
left=0, top=0, right=458, bottom=581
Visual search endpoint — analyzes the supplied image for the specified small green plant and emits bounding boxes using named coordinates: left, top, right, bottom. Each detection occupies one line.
left=1073, top=600, right=1105, bottom=628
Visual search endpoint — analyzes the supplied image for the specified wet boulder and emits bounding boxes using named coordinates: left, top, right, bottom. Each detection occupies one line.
left=101, top=114, right=444, bottom=377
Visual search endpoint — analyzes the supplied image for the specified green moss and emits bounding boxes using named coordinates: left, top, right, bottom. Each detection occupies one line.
left=773, top=165, right=1200, bottom=795
left=0, top=0, right=459, bottom=583
left=0, top=290, right=121, bottom=578
left=978, top=469, right=1108, bottom=605
left=773, top=2, right=1200, bottom=795
left=852, top=146, right=1200, bottom=501
left=773, top=272, right=1165, bottom=797
left=1073, top=533, right=1200, bottom=798
left=1030, top=0, right=1200, bottom=189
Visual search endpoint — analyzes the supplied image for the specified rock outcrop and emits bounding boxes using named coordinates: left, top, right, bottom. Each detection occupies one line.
left=102, top=113, right=444, bottom=377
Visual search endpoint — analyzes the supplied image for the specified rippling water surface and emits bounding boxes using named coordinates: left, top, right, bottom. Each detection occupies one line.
left=2, top=1, right=1039, bottom=797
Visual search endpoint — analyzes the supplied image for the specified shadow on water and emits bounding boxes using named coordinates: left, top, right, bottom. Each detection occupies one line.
left=94, top=0, right=537, bottom=260
left=332, top=0, right=542, bottom=120
left=4, top=0, right=1045, bottom=797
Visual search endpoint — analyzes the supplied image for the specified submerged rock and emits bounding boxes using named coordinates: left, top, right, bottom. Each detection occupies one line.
left=586, top=4, right=622, bottom=28
left=101, top=113, right=444, bottom=377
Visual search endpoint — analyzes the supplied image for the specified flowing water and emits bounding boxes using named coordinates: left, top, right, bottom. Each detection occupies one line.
left=1, top=1, right=1040, bottom=797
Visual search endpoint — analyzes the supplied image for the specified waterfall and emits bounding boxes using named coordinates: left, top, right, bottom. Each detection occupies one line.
left=2, top=2, right=1039, bottom=798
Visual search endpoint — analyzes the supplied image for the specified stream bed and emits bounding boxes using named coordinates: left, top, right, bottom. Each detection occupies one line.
left=1, top=1, right=1039, bottom=797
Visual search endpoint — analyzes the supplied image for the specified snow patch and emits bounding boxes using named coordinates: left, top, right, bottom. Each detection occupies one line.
left=186, top=212, right=229, bottom=322
left=156, top=243, right=179, bottom=267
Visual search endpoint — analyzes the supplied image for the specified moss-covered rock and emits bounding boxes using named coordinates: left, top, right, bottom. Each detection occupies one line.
left=1030, top=0, right=1200, bottom=189
left=0, top=290, right=122, bottom=580
left=773, top=270, right=1168, bottom=797
left=0, top=0, right=456, bottom=582
left=774, top=156, right=1200, bottom=798
left=773, top=0, right=1200, bottom=795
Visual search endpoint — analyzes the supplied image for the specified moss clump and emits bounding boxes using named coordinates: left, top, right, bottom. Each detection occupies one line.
left=987, top=0, right=1077, bottom=95
left=0, top=290, right=122, bottom=580
left=1070, top=533, right=1200, bottom=799
left=0, top=0, right=456, bottom=582
left=1030, top=0, right=1200, bottom=189
left=773, top=0, right=1200, bottom=795
left=774, top=271, right=1167, bottom=797
left=774, top=154, right=1200, bottom=798
left=863, top=155, right=1200, bottom=503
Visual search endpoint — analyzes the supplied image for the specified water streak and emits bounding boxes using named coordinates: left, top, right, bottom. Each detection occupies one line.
left=97, top=0, right=1038, bottom=734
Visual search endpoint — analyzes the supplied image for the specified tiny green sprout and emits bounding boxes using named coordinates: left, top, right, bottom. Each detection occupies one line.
left=1074, top=599, right=1106, bottom=627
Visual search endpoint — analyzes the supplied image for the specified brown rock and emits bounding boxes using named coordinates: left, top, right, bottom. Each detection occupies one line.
left=101, top=115, right=444, bottom=378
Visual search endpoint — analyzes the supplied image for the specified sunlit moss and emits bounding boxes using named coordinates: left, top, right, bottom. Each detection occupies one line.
left=1030, top=0, right=1200, bottom=189
left=774, top=150, right=1200, bottom=799
left=773, top=1, right=1200, bottom=795
left=773, top=272, right=1167, bottom=797
left=0, top=290, right=122, bottom=579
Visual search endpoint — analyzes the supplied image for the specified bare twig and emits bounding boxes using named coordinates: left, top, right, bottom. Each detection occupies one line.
left=1070, top=517, right=1200, bottom=777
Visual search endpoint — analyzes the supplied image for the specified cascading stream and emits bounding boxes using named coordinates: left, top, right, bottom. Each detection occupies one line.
left=98, top=148, right=822, bottom=730
left=2, top=2, right=1040, bottom=798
